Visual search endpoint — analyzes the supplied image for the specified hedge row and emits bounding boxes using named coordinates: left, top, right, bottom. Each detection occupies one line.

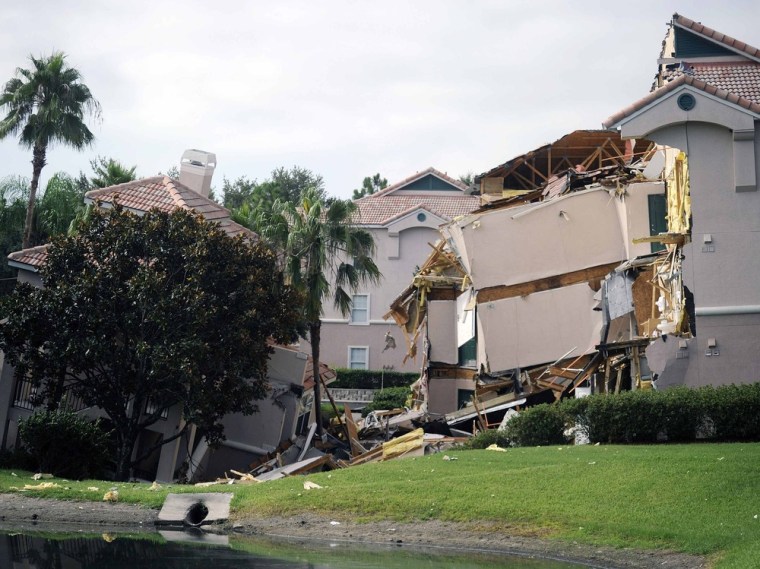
left=331, top=368, right=419, bottom=390
left=498, top=383, right=760, bottom=447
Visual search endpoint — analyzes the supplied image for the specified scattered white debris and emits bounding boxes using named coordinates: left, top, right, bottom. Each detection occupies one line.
left=303, top=481, right=322, bottom=490
left=330, top=521, right=341, bottom=526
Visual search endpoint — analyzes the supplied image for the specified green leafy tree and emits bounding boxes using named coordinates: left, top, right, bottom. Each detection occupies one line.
left=0, top=52, right=100, bottom=248
left=254, top=189, right=381, bottom=436
left=270, top=166, right=326, bottom=204
left=0, top=176, right=28, bottom=295
left=225, top=167, right=326, bottom=213
left=36, top=172, right=88, bottom=239
left=459, top=171, right=475, bottom=187
left=89, top=156, right=137, bottom=188
left=0, top=206, right=302, bottom=480
left=222, top=176, right=258, bottom=209
left=352, top=173, right=388, bottom=199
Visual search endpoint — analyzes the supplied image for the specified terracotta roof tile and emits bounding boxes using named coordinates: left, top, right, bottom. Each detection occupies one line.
left=355, top=194, right=480, bottom=225
left=9, top=177, right=257, bottom=271
left=662, top=62, right=760, bottom=104
left=603, top=74, right=760, bottom=129
left=352, top=167, right=477, bottom=225
left=86, top=176, right=256, bottom=240
left=7, top=245, right=50, bottom=271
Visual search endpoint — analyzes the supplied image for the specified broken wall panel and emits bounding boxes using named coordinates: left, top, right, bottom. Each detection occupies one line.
left=428, top=300, right=458, bottom=364
left=478, top=282, right=603, bottom=371
left=445, top=189, right=628, bottom=291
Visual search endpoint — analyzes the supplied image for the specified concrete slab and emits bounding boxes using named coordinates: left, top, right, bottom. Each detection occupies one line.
left=157, top=492, right=233, bottom=526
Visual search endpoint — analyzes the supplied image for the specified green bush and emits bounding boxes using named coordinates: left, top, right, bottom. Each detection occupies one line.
left=702, top=383, right=760, bottom=441
left=661, top=386, right=704, bottom=442
left=332, top=368, right=419, bottom=390
left=18, top=410, right=111, bottom=479
left=455, top=383, right=760, bottom=449
left=461, top=428, right=512, bottom=449
left=361, top=386, right=411, bottom=417
left=504, top=404, right=569, bottom=447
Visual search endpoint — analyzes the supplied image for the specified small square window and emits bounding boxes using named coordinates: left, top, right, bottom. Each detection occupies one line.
left=350, top=294, right=369, bottom=324
left=348, top=346, right=369, bottom=369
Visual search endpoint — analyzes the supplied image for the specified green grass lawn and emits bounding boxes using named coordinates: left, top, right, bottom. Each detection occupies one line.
left=3, top=443, right=760, bottom=568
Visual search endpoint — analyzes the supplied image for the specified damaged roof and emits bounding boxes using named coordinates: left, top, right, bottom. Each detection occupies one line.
left=611, top=13, right=760, bottom=129
left=475, top=130, right=646, bottom=194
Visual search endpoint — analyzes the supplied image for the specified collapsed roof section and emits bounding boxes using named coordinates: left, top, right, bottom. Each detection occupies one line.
left=475, top=130, right=654, bottom=200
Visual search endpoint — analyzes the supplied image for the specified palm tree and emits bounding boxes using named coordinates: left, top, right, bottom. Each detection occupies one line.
left=89, top=156, right=137, bottom=188
left=254, top=188, right=381, bottom=436
left=0, top=52, right=100, bottom=248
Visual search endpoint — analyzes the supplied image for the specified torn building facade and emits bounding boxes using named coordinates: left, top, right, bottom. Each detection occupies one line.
left=390, top=14, right=760, bottom=425
left=604, top=13, right=760, bottom=388
left=0, top=161, right=335, bottom=482
left=388, top=133, right=680, bottom=424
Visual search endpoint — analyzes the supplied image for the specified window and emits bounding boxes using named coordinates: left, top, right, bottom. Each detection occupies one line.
left=348, top=346, right=369, bottom=369
left=648, top=194, right=667, bottom=253
left=458, top=337, right=477, bottom=368
left=457, top=389, right=474, bottom=410
left=350, top=294, right=369, bottom=324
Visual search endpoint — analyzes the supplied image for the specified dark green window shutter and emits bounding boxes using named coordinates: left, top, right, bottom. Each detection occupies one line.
left=648, top=194, right=668, bottom=253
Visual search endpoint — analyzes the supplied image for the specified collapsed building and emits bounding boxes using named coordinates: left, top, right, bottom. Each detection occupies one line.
left=388, top=13, right=760, bottom=429
left=386, top=134, right=688, bottom=429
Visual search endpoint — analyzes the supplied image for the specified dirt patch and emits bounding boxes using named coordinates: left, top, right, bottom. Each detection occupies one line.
left=0, top=494, right=707, bottom=569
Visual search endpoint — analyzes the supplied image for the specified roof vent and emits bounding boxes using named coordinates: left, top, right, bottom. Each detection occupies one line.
left=179, top=149, right=217, bottom=197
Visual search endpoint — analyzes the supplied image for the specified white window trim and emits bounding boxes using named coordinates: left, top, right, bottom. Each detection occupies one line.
left=347, top=345, right=370, bottom=369
left=349, top=293, right=370, bottom=325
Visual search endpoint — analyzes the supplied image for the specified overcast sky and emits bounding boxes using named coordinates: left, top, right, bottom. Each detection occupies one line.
left=1, top=1, right=759, bottom=200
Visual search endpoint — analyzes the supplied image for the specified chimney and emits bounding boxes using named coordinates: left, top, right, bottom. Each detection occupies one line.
left=178, top=149, right=216, bottom=197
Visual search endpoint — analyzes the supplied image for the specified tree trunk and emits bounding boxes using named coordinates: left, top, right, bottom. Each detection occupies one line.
left=310, top=321, right=323, bottom=437
left=114, top=430, right=137, bottom=482
left=23, top=143, right=47, bottom=249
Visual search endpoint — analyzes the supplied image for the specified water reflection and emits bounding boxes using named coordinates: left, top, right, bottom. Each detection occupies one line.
left=0, top=530, right=584, bottom=568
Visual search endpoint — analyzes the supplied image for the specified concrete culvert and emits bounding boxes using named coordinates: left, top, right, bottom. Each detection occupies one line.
left=184, top=501, right=209, bottom=526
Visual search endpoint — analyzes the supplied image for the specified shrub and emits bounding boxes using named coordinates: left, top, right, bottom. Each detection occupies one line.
left=503, top=404, right=569, bottom=447
left=332, top=368, right=419, bottom=390
left=361, top=386, right=411, bottom=417
left=461, top=428, right=512, bottom=450
left=703, top=383, right=760, bottom=441
left=661, top=386, right=704, bottom=442
left=18, top=410, right=111, bottom=479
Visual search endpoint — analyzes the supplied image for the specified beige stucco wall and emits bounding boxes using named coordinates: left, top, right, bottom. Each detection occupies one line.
left=319, top=224, right=443, bottom=372
left=445, top=188, right=627, bottom=290
left=615, top=180, right=667, bottom=258
left=427, top=376, right=477, bottom=416
left=477, top=282, right=602, bottom=371
left=616, top=89, right=760, bottom=387
left=428, top=300, right=458, bottom=364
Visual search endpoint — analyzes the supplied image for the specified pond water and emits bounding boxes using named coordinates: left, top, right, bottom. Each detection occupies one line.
left=0, top=529, right=590, bottom=568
